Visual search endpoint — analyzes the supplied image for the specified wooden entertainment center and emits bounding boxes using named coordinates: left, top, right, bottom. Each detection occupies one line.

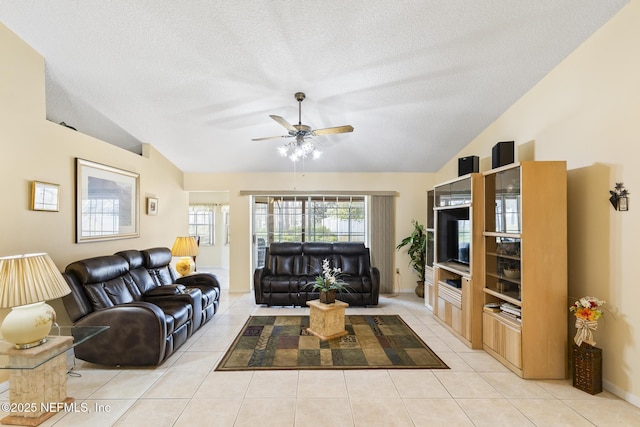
left=430, top=161, right=567, bottom=378
left=432, top=173, right=484, bottom=349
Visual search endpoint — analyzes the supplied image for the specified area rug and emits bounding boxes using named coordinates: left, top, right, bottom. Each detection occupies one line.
left=215, top=315, right=448, bottom=371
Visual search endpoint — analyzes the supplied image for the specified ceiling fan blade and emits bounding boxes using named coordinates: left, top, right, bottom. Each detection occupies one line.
left=312, top=125, right=354, bottom=136
left=251, top=135, right=289, bottom=141
left=270, top=115, right=296, bottom=131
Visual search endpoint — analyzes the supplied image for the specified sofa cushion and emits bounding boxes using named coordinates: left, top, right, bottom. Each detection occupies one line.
left=84, top=277, right=136, bottom=309
left=65, top=256, right=140, bottom=310
left=269, top=242, right=303, bottom=255
left=275, top=255, right=295, bottom=275
left=152, top=301, right=191, bottom=335
left=333, top=243, right=370, bottom=276
left=302, top=242, right=333, bottom=275
left=143, top=247, right=176, bottom=286
left=66, top=255, right=130, bottom=284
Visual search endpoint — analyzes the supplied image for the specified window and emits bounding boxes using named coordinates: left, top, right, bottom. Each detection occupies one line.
left=189, top=204, right=215, bottom=246
left=253, top=195, right=366, bottom=268
left=253, top=195, right=366, bottom=250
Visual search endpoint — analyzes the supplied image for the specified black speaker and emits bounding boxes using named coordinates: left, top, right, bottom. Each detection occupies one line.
left=492, top=141, right=514, bottom=169
left=458, top=156, right=479, bottom=176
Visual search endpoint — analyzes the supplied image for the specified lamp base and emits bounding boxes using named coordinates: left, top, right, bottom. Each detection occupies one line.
left=1, top=302, right=54, bottom=350
left=13, top=337, right=48, bottom=350
left=175, top=257, right=195, bottom=277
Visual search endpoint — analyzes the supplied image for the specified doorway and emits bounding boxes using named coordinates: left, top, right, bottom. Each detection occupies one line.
left=189, top=191, right=230, bottom=289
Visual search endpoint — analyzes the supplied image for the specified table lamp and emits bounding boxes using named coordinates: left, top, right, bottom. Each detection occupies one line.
left=171, top=236, right=199, bottom=276
left=0, top=253, right=71, bottom=349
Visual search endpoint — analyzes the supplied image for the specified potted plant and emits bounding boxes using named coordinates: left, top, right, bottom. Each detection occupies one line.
left=305, top=259, right=351, bottom=303
left=396, top=219, right=426, bottom=297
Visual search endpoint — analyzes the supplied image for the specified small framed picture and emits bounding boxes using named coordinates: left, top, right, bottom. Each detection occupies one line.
left=31, top=181, right=60, bottom=211
left=618, top=196, right=628, bottom=211
left=147, top=197, right=158, bottom=215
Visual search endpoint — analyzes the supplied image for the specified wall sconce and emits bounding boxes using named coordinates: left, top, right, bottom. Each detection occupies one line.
left=609, top=182, right=630, bottom=211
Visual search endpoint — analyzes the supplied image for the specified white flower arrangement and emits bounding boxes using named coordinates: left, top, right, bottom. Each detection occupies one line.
left=306, top=259, right=350, bottom=292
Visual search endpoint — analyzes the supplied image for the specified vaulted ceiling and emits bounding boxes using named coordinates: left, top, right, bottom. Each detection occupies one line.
left=0, top=1, right=628, bottom=173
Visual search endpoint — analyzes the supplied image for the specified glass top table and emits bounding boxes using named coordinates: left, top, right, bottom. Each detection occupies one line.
left=0, top=326, right=108, bottom=370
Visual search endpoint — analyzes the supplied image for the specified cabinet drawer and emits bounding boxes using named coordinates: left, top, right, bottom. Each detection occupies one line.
left=438, top=282, right=462, bottom=308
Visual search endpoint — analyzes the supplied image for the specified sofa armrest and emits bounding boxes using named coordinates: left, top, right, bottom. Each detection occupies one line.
left=72, top=302, right=168, bottom=366
left=253, top=267, right=270, bottom=304
left=144, top=284, right=186, bottom=296
left=176, top=272, right=220, bottom=289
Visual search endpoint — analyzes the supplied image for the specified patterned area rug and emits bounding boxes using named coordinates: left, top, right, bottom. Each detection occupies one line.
left=215, top=315, right=448, bottom=371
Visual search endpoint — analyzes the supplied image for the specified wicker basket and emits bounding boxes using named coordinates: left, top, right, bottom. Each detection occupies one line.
left=572, top=343, right=602, bottom=394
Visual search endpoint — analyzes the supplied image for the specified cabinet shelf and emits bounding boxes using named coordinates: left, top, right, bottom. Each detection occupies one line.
left=486, top=251, right=521, bottom=261
left=483, top=288, right=522, bottom=306
left=434, top=261, right=470, bottom=277
left=435, top=203, right=471, bottom=211
left=486, top=272, right=521, bottom=286
left=483, top=231, right=522, bottom=239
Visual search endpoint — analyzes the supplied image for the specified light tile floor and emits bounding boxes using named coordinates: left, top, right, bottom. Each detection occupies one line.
left=3, top=292, right=640, bottom=426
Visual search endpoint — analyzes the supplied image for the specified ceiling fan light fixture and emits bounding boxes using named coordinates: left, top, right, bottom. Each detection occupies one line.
left=277, top=145, right=289, bottom=157
left=253, top=92, right=354, bottom=163
left=276, top=138, right=322, bottom=162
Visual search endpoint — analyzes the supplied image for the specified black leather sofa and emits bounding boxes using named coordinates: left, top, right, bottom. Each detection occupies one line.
left=254, top=242, right=380, bottom=306
left=62, top=247, right=220, bottom=366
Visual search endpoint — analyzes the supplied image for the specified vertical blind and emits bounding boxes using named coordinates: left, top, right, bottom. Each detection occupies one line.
left=369, top=195, right=396, bottom=294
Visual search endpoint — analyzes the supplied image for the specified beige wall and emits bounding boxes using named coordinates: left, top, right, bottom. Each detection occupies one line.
left=0, top=22, right=190, bottom=359
left=184, top=172, right=435, bottom=293
left=436, top=1, right=640, bottom=404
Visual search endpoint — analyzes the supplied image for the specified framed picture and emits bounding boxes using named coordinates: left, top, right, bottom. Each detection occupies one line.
left=75, top=158, right=139, bottom=243
left=31, top=181, right=60, bottom=211
left=147, top=197, right=158, bottom=215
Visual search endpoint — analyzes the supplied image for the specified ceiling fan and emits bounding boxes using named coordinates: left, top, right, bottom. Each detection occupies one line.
left=252, top=92, right=354, bottom=161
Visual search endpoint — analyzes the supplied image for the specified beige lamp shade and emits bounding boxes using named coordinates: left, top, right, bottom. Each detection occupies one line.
left=0, top=253, right=71, bottom=349
left=171, top=236, right=199, bottom=257
left=0, top=253, right=71, bottom=308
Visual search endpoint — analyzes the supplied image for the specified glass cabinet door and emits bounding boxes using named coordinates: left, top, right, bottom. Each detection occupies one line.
left=485, top=236, right=521, bottom=302
left=434, top=177, right=472, bottom=207
left=485, top=166, right=521, bottom=233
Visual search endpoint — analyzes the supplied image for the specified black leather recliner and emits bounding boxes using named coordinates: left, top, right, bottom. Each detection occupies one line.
left=254, top=242, right=380, bottom=306
left=62, top=247, right=220, bottom=366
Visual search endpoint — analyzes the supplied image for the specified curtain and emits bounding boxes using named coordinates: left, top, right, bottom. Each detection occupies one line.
left=369, top=195, right=395, bottom=293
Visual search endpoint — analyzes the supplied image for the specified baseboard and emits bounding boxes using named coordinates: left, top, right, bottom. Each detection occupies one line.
left=603, top=379, right=640, bottom=408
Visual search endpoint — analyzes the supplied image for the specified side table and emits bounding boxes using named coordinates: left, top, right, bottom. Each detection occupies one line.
left=306, top=299, right=349, bottom=340
left=0, top=326, right=107, bottom=426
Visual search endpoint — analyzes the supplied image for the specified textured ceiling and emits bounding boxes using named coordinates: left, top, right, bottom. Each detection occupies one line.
left=0, top=1, right=628, bottom=173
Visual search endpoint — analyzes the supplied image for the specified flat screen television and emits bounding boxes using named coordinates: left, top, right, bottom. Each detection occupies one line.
left=436, top=208, right=470, bottom=266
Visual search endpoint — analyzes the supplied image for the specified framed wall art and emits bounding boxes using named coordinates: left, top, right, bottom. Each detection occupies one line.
left=75, top=158, right=139, bottom=243
left=147, top=197, right=158, bottom=215
left=31, top=181, right=60, bottom=211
